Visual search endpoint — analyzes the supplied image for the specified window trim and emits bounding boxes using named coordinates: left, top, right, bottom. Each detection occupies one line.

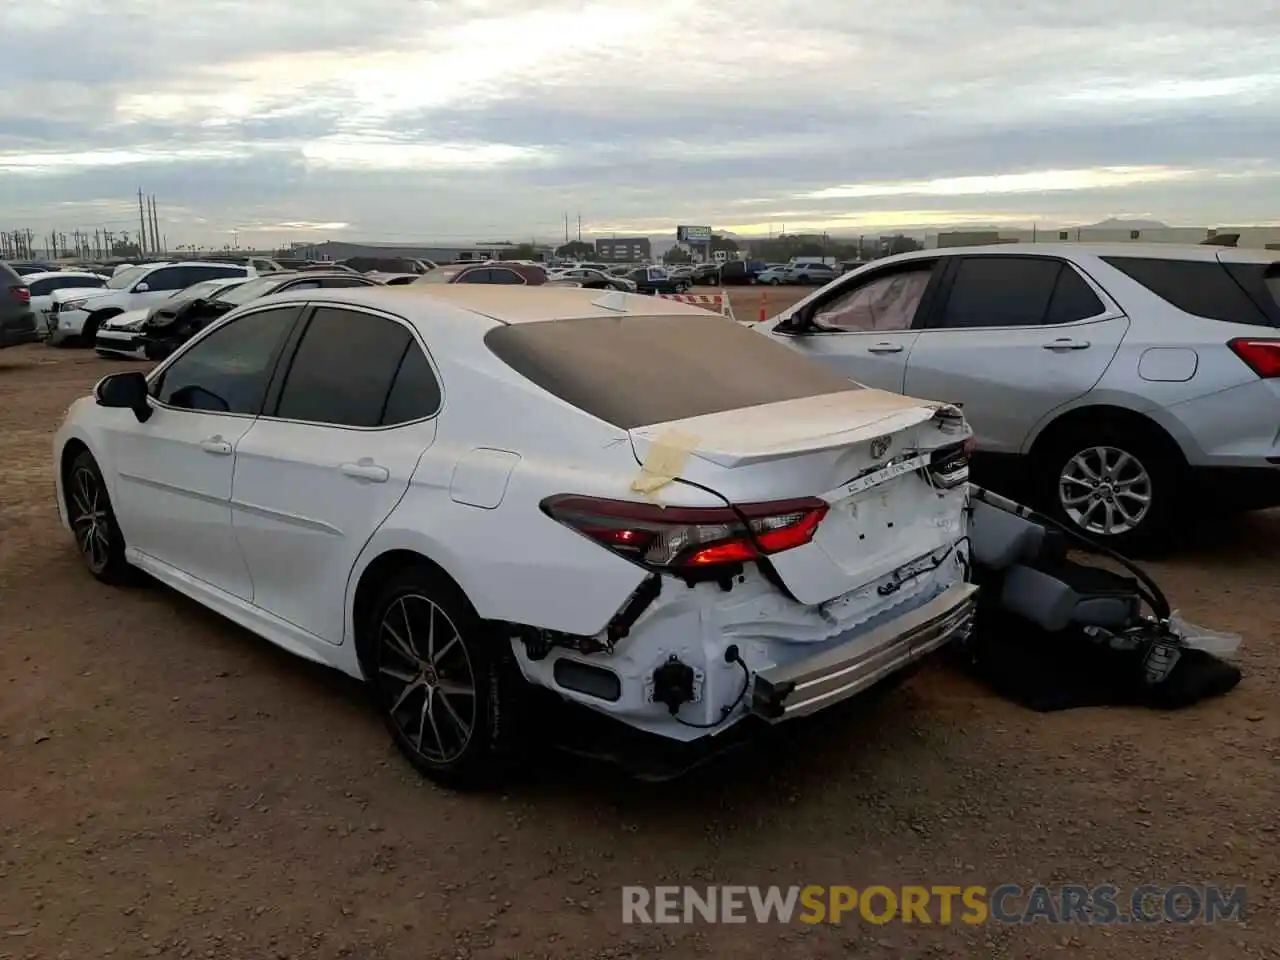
left=145, top=302, right=307, bottom=419
left=257, top=301, right=445, bottom=432
left=920, top=253, right=1113, bottom=333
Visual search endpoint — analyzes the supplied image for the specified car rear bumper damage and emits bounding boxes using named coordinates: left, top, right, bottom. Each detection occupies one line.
left=750, top=582, right=978, bottom=720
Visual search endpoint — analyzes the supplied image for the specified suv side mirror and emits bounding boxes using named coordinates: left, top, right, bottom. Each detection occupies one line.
left=133, top=282, right=150, bottom=292
left=94, top=371, right=153, bottom=423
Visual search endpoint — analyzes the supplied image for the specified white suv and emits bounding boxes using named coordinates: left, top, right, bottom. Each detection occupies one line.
left=759, top=243, right=1280, bottom=550
left=44, top=261, right=254, bottom=346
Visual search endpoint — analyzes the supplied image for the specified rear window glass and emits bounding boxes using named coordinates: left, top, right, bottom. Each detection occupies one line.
left=484, top=314, right=862, bottom=430
left=1101, top=257, right=1275, bottom=327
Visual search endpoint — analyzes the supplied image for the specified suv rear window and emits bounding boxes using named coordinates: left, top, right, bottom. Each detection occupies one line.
left=1101, top=256, right=1279, bottom=327
left=484, top=314, right=862, bottom=430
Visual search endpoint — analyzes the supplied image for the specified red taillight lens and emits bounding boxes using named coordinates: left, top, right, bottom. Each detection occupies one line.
left=8, top=285, right=30, bottom=304
left=540, top=494, right=829, bottom=569
left=1228, top=338, right=1280, bottom=378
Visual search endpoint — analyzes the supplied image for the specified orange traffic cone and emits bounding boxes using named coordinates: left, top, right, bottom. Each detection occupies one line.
left=758, top=291, right=768, bottom=322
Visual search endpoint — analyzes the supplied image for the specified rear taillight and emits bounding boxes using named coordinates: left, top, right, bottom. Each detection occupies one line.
left=8, top=285, right=29, bottom=304
left=540, top=494, right=829, bottom=569
left=926, top=437, right=975, bottom=489
left=1228, top=338, right=1280, bottom=378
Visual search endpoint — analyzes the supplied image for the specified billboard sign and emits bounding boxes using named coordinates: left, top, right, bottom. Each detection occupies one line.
left=678, top=225, right=712, bottom=242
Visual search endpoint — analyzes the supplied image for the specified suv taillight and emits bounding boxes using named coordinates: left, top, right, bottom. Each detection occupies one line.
left=926, top=437, right=975, bottom=489
left=540, top=494, right=829, bottom=569
left=8, top=284, right=29, bottom=304
left=1228, top=338, right=1280, bottom=378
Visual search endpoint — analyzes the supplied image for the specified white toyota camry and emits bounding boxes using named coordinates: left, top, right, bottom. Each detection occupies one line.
left=53, top=285, right=977, bottom=784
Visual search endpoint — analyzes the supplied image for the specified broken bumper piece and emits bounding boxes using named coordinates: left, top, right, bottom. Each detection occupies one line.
left=751, top=582, right=978, bottom=720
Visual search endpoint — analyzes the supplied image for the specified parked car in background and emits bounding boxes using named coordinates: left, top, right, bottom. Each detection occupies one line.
left=759, top=242, right=1280, bottom=550
left=339, top=256, right=433, bottom=274
left=626, top=265, right=691, bottom=294
left=415, top=262, right=550, bottom=285
left=691, top=263, right=723, bottom=285
left=138, top=270, right=378, bottom=359
left=1, top=261, right=38, bottom=349
left=45, top=261, right=256, bottom=346
left=5, top=261, right=57, bottom=276
left=366, top=272, right=421, bottom=285
left=95, top=276, right=251, bottom=359
left=719, top=259, right=767, bottom=286
left=755, top=265, right=792, bottom=285
left=551, top=267, right=637, bottom=291
left=55, top=285, right=975, bottom=785
left=788, top=262, right=841, bottom=285
left=23, top=272, right=108, bottom=329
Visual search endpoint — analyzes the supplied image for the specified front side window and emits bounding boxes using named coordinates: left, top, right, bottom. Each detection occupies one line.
left=106, top=266, right=147, bottom=289
left=141, top=267, right=187, bottom=292
left=212, top=276, right=283, bottom=307
left=487, top=269, right=525, bottom=285
left=272, top=308, right=439, bottom=427
left=151, top=306, right=301, bottom=414
left=812, top=268, right=933, bottom=332
left=454, top=269, right=492, bottom=284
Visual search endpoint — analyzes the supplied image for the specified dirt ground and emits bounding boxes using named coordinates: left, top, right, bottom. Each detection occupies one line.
left=1, top=317, right=1277, bottom=959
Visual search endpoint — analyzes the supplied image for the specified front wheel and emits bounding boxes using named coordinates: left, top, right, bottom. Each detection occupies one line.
left=65, top=450, right=133, bottom=584
left=1034, top=427, right=1182, bottom=554
left=363, top=567, right=529, bottom=787
left=79, top=311, right=118, bottom=348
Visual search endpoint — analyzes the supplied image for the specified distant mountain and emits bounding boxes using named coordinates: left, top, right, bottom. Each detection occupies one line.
left=1078, top=218, right=1170, bottom=230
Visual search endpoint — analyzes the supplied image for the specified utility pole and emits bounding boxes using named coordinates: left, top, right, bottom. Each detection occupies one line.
left=104, top=229, right=114, bottom=255
left=137, top=188, right=149, bottom=255
left=564, top=212, right=569, bottom=244
left=149, top=195, right=161, bottom=253
left=576, top=213, right=581, bottom=243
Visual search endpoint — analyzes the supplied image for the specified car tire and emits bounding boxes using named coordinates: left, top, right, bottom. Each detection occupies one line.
left=362, top=565, right=530, bottom=788
left=1033, top=423, right=1184, bottom=555
left=64, top=450, right=134, bottom=585
left=80, top=310, right=120, bottom=348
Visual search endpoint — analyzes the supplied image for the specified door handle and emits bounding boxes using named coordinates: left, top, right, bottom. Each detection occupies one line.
left=866, top=342, right=903, bottom=354
left=340, top=459, right=389, bottom=483
left=199, top=436, right=232, bottom=456
left=1043, top=338, right=1090, bottom=351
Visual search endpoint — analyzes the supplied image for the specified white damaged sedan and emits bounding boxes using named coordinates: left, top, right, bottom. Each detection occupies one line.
left=53, top=285, right=976, bottom=784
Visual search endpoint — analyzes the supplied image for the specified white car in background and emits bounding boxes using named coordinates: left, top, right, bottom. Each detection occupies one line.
left=95, top=276, right=252, bottom=358
left=44, top=261, right=254, bottom=346
left=758, top=242, right=1280, bottom=550
left=22, top=272, right=108, bottom=330
left=53, top=286, right=975, bottom=785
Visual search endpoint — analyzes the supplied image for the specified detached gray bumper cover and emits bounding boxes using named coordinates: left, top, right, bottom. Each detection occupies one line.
left=751, top=582, right=978, bottom=720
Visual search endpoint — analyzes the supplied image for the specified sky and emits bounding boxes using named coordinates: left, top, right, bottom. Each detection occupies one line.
left=2, top=0, right=1278, bottom=248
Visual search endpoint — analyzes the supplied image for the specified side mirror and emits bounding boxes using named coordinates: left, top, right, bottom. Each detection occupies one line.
left=133, top=282, right=150, bottom=292
left=94, top=371, right=153, bottom=423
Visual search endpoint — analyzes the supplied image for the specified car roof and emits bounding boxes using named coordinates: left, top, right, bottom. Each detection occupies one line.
left=19, top=270, right=105, bottom=282
left=891, top=242, right=1277, bottom=264
left=251, top=284, right=721, bottom=325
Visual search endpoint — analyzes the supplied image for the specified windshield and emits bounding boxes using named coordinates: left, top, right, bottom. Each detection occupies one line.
left=176, top=279, right=231, bottom=301
left=106, top=266, right=149, bottom=289
left=212, top=276, right=280, bottom=306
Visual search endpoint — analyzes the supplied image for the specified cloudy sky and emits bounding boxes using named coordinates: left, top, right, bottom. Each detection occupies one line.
left=3, top=0, right=1278, bottom=247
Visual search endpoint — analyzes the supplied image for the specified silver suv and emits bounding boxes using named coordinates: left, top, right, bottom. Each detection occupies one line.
left=759, top=243, right=1280, bottom=550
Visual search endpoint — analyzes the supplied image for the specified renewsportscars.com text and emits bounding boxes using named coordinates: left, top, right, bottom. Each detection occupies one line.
left=621, top=884, right=1247, bottom=925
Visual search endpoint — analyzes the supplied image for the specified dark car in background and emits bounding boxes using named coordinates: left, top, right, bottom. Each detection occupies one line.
left=1, top=262, right=39, bottom=349
left=718, top=259, right=767, bottom=285
left=138, top=270, right=378, bottom=359
left=625, top=266, right=691, bottom=294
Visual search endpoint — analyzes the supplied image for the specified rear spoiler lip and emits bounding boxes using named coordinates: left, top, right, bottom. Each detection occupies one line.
left=631, top=404, right=955, bottom=469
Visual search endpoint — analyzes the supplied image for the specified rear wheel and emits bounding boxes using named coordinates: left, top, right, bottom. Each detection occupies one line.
left=1034, top=423, right=1183, bottom=554
left=362, top=567, right=529, bottom=787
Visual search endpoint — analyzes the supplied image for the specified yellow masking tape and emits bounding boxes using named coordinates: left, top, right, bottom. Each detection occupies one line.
left=630, top=429, right=699, bottom=495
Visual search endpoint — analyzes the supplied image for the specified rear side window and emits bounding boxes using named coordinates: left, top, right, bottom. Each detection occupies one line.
left=1101, top=257, right=1274, bottom=326
left=273, top=307, right=439, bottom=427
left=938, top=257, right=1103, bottom=328
left=484, top=314, right=862, bottom=430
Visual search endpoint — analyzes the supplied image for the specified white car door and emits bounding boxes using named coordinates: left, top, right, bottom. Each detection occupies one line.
left=764, top=261, right=943, bottom=393
left=105, top=304, right=305, bottom=599
left=903, top=255, right=1130, bottom=454
left=230, top=304, right=441, bottom=645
